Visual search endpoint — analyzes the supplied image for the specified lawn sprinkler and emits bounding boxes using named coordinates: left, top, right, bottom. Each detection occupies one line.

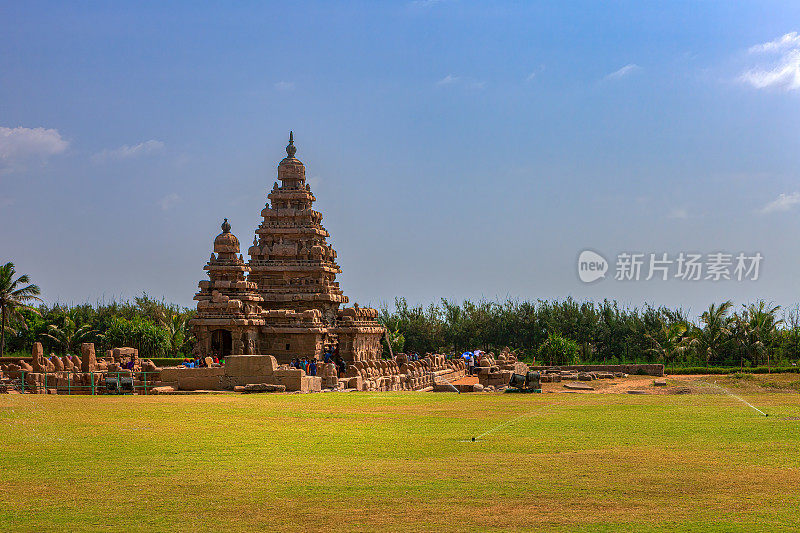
left=505, top=371, right=542, bottom=394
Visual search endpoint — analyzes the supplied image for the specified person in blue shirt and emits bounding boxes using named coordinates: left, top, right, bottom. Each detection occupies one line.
left=309, top=359, right=317, bottom=376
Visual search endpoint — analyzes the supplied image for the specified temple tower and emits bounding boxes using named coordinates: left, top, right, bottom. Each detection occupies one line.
left=247, top=132, right=347, bottom=323
left=192, top=134, right=385, bottom=364
left=190, top=219, right=265, bottom=357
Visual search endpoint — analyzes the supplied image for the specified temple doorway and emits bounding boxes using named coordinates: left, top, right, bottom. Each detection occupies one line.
left=211, top=329, right=232, bottom=358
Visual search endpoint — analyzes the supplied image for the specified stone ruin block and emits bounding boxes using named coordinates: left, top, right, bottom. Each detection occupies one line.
left=81, top=343, right=97, bottom=372
left=347, top=375, right=363, bottom=390
left=112, top=347, right=138, bottom=358
left=270, top=368, right=308, bottom=391
left=158, top=367, right=225, bottom=391
left=225, top=355, right=278, bottom=378
left=234, top=383, right=287, bottom=393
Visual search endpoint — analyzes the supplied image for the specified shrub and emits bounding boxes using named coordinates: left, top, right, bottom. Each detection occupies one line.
left=537, top=332, right=580, bottom=366
left=104, top=316, right=171, bottom=358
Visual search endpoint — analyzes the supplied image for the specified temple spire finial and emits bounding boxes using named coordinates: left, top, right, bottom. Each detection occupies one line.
left=286, top=130, right=297, bottom=158
left=221, top=218, right=231, bottom=233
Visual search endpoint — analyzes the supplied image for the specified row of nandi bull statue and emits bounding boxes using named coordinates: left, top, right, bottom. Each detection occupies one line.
left=340, top=353, right=467, bottom=392
left=0, top=342, right=159, bottom=394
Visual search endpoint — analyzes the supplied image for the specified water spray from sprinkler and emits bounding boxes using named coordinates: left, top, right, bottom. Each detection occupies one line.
left=709, top=381, right=769, bottom=417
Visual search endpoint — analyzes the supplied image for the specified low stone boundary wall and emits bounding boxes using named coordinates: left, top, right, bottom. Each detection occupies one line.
left=529, top=364, right=664, bottom=377
left=159, top=367, right=225, bottom=390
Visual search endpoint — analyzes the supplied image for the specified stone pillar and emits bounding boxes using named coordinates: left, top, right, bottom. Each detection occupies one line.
left=202, top=330, right=211, bottom=356
left=31, top=342, right=45, bottom=372
left=194, top=329, right=210, bottom=357
left=80, top=343, right=97, bottom=372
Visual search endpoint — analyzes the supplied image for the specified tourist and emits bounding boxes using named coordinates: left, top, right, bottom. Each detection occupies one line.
left=309, top=359, right=317, bottom=376
left=468, top=354, right=475, bottom=375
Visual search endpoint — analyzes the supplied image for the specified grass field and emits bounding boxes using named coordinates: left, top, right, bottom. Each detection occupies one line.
left=1, top=380, right=799, bottom=532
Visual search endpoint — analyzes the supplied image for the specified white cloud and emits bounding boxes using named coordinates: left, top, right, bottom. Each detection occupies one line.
left=740, top=32, right=800, bottom=91
left=159, top=193, right=181, bottom=211
left=604, top=64, right=641, bottom=81
left=749, top=31, right=800, bottom=53
left=668, top=207, right=689, bottom=220
left=435, top=74, right=485, bottom=90
left=525, top=65, right=545, bottom=83
left=0, top=126, right=68, bottom=169
left=274, top=81, right=295, bottom=91
left=759, top=192, right=800, bottom=214
left=93, top=139, right=164, bottom=162
left=436, top=74, right=460, bottom=86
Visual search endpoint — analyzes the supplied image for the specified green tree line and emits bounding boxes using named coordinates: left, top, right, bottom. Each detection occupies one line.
left=3, top=262, right=799, bottom=367
left=379, top=297, right=800, bottom=369
left=3, top=296, right=194, bottom=359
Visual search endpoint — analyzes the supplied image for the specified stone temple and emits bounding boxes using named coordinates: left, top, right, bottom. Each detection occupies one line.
left=190, top=133, right=385, bottom=364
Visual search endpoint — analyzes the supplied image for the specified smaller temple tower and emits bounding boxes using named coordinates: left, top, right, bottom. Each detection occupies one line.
left=190, top=219, right=265, bottom=357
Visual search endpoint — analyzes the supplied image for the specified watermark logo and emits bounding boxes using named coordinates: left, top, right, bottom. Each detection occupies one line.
left=578, top=250, right=763, bottom=283
left=577, top=250, right=609, bottom=283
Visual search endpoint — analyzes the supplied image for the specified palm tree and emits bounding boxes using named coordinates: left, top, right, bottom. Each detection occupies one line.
left=691, top=301, right=734, bottom=366
left=745, top=301, right=782, bottom=372
left=41, top=311, right=100, bottom=354
left=646, top=319, right=691, bottom=371
left=730, top=312, right=754, bottom=369
left=0, top=262, right=42, bottom=357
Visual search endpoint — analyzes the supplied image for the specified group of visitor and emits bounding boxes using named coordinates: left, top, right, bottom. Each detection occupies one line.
left=407, top=352, right=421, bottom=362
left=181, top=356, right=221, bottom=368
left=461, top=350, right=484, bottom=375
left=290, top=357, right=317, bottom=376
left=323, top=347, right=347, bottom=376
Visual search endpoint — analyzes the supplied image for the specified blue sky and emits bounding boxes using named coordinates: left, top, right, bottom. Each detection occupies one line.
left=1, top=1, right=799, bottom=315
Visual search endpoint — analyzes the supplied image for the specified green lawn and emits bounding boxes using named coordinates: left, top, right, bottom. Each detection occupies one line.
left=1, top=389, right=799, bottom=532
